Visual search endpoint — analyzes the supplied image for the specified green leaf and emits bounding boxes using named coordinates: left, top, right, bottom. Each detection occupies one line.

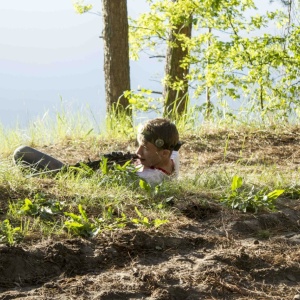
left=64, top=221, right=84, bottom=229
left=153, top=219, right=169, bottom=228
left=100, top=157, right=109, bottom=175
left=78, top=204, right=88, bottom=222
left=73, top=2, right=93, bottom=14
left=64, top=212, right=82, bottom=222
left=131, top=218, right=140, bottom=224
left=139, top=179, right=151, bottom=191
left=21, top=198, right=33, bottom=212
left=267, top=189, right=284, bottom=200
left=143, top=217, right=149, bottom=225
left=231, top=175, right=243, bottom=191
left=134, top=207, right=143, bottom=219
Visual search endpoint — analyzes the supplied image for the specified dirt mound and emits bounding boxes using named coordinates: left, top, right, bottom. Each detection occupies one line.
left=0, top=200, right=300, bottom=300
left=1, top=130, right=300, bottom=299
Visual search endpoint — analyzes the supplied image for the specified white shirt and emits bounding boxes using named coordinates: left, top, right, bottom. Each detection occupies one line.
left=136, top=151, right=180, bottom=187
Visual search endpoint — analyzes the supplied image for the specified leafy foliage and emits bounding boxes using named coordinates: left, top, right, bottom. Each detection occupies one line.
left=64, top=204, right=169, bottom=238
left=0, top=219, right=22, bottom=246
left=131, top=206, right=169, bottom=228
left=96, top=159, right=140, bottom=187
left=18, top=193, right=64, bottom=221
left=123, top=89, right=162, bottom=114
left=129, top=0, right=300, bottom=121
left=64, top=204, right=99, bottom=237
left=72, top=1, right=93, bottom=14
left=220, top=175, right=285, bottom=212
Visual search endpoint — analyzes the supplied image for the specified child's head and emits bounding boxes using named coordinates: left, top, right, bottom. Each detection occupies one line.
left=136, top=118, right=180, bottom=169
left=137, top=118, right=180, bottom=151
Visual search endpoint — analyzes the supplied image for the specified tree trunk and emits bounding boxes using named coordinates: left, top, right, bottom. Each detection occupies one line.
left=205, top=27, right=212, bottom=119
left=102, top=0, right=131, bottom=117
left=163, top=9, right=192, bottom=120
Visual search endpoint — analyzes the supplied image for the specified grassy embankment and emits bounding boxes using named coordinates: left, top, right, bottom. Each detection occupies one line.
left=0, top=110, right=299, bottom=245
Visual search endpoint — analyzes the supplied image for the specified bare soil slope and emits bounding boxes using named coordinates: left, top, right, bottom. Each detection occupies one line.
left=1, top=129, right=300, bottom=300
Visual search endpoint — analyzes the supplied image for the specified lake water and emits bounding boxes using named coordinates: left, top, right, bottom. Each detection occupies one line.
left=0, top=0, right=283, bottom=130
left=0, top=0, right=162, bottom=130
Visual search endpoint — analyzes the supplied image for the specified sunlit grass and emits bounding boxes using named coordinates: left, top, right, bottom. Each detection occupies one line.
left=0, top=107, right=299, bottom=244
left=0, top=105, right=105, bottom=157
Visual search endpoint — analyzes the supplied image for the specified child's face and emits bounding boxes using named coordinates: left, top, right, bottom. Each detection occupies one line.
left=135, top=140, right=164, bottom=168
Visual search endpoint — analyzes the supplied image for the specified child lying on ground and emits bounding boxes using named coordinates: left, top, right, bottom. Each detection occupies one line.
left=13, top=118, right=182, bottom=187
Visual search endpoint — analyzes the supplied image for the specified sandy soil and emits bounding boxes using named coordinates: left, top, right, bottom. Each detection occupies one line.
left=1, top=128, right=300, bottom=300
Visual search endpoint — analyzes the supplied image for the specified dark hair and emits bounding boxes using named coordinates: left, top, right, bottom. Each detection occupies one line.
left=138, top=118, right=181, bottom=150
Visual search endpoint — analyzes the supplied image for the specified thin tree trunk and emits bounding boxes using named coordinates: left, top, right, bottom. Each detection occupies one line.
left=102, top=0, right=131, bottom=117
left=163, top=9, right=192, bottom=119
left=205, top=27, right=212, bottom=119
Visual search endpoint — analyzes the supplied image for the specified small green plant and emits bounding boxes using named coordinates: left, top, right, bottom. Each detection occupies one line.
left=18, top=193, right=64, bottom=221
left=139, top=179, right=174, bottom=197
left=0, top=219, right=22, bottom=245
left=68, top=163, right=95, bottom=177
left=104, top=208, right=128, bottom=229
left=139, top=179, right=151, bottom=192
left=100, top=157, right=109, bottom=175
left=96, top=159, right=139, bottom=187
left=220, top=175, right=284, bottom=213
left=64, top=204, right=99, bottom=237
left=63, top=203, right=169, bottom=238
left=131, top=207, right=169, bottom=228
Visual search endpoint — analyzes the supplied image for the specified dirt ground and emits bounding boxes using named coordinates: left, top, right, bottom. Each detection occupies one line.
left=1, top=129, right=300, bottom=300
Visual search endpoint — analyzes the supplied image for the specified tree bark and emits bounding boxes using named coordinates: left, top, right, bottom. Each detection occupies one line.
left=163, top=9, right=192, bottom=119
left=102, top=0, right=131, bottom=117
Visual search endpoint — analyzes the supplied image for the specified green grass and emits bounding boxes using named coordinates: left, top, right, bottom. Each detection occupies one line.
left=0, top=109, right=299, bottom=245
